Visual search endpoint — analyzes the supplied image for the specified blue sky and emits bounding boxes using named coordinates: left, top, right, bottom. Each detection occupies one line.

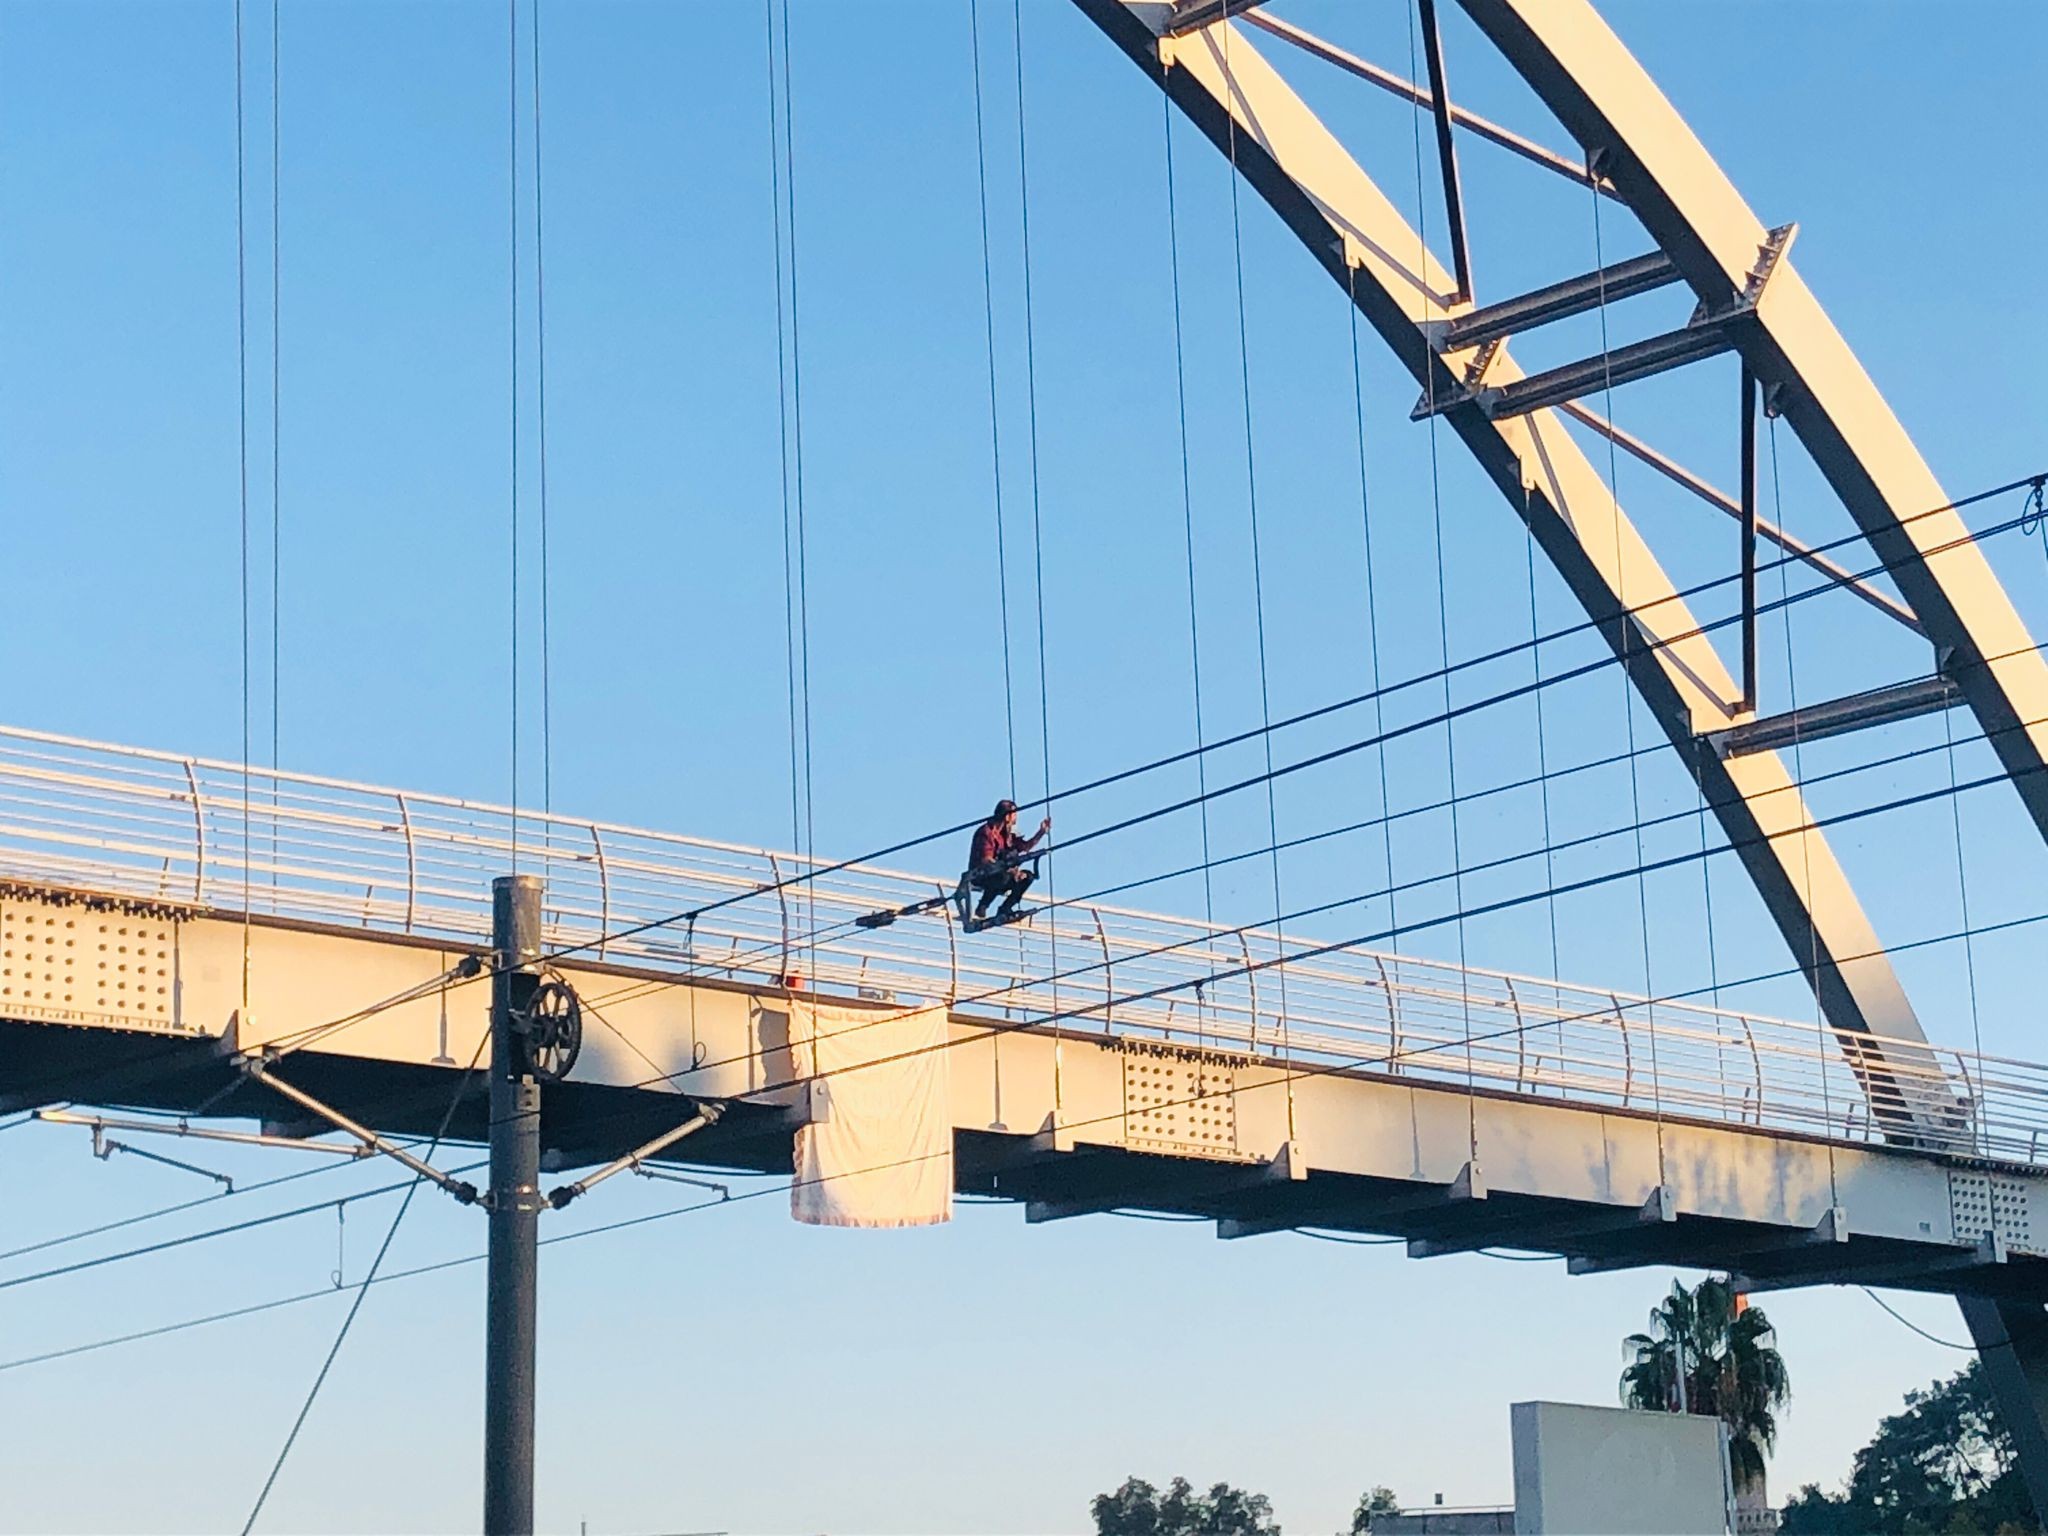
left=4, top=1, right=2048, bottom=1531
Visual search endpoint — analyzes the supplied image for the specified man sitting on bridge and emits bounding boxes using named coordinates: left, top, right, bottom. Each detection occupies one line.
left=966, top=798, right=1050, bottom=928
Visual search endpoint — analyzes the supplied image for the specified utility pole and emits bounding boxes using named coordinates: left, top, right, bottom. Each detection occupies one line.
left=485, top=873, right=543, bottom=1536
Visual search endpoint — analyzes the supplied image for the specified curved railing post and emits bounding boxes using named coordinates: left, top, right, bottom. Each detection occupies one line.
left=1375, top=954, right=1399, bottom=1074
left=1240, top=933, right=1260, bottom=1054
left=766, top=852, right=790, bottom=986
left=1612, top=993, right=1633, bottom=1109
left=182, top=758, right=205, bottom=905
left=936, top=881, right=958, bottom=1003
left=1092, top=908, right=1113, bottom=1039
left=1506, top=977, right=1526, bottom=1092
left=395, top=792, right=418, bottom=935
left=590, top=823, right=611, bottom=960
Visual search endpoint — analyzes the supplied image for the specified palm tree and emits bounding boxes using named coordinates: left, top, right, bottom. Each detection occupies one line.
left=1621, top=1276, right=1790, bottom=1507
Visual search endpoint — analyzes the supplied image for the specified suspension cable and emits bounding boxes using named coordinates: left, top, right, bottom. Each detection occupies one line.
left=233, top=0, right=254, bottom=1061
left=1011, top=0, right=1060, bottom=1079
left=969, top=0, right=1019, bottom=797
left=1348, top=264, right=1401, bottom=948
left=1406, top=0, right=1474, bottom=1159
left=1587, top=148, right=1668, bottom=1187
left=531, top=0, right=554, bottom=815
left=1221, top=0, right=1294, bottom=1132
left=506, top=0, right=521, bottom=867
left=1768, top=416, right=1842, bottom=1200
left=777, top=0, right=817, bottom=975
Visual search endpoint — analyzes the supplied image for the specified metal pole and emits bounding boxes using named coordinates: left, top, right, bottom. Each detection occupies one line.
left=485, top=873, right=543, bottom=1536
left=1739, top=363, right=1759, bottom=714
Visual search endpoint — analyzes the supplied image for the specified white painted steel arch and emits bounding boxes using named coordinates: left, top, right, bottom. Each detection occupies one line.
left=1068, top=0, right=2048, bottom=1496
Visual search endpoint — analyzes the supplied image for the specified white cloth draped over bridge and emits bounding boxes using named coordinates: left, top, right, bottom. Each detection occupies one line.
left=787, top=998, right=954, bottom=1228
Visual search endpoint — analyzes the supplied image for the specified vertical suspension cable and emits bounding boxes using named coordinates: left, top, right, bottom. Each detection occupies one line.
left=1346, top=263, right=1403, bottom=1062
left=1586, top=202, right=1671, bottom=1169
left=1164, top=95, right=1217, bottom=1053
left=1406, top=1, right=1474, bottom=1159
left=269, top=0, right=281, bottom=780
left=1767, top=417, right=1841, bottom=1205
left=764, top=0, right=802, bottom=882
left=968, top=0, right=1019, bottom=799
left=233, top=0, right=253, bottom=1013
left=775, top=0, right=817, bottom=978
left=1344, top=280, right=1395, bottom=904
left=507, top=0, right=521, bottom=868
left=1939, top=671, right=1988, bottom=1155
left=531, top=0, right=554, bottom=818
left=1219, top=2, right=1296, bottom=1139
left=1587, top=156, right=1668, bottom=1187
left=1522, top=504, right=1565, bottom=1070
left=1011, top=0, right=1059, bottom=1075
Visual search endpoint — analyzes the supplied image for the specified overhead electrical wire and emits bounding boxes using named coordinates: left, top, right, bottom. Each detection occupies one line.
left=0, top=1160, right=488, bottom=1295
left=555, top=703, right=2048, bottom=1145
left=0, top=1129, right=462, bottom=1266
left=573, top=605, right=2048, bottom=1061
left=564, top=616, right=2048, bottom=1052
left=524, top=467, right=2048, bottom=972
left=16, top=478, right=2022, bottom=1125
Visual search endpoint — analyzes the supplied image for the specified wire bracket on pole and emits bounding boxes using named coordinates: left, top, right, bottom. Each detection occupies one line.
left=237, top=1053, right=480, bottom=1205
left=86, top=1124, right=235, bottom=1192
left=545, top=1102, right=724, bottom=1211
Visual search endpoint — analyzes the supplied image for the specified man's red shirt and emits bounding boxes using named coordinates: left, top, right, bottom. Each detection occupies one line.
left=970, top=820, right=1016, bottom=870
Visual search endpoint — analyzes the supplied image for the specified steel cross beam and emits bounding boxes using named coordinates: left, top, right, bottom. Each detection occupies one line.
left=1071, top=0, right=1948, bottom=1127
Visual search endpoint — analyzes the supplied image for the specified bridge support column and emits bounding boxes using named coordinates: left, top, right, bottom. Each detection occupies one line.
left=484, top=874, right=544, bottom=1536
left=1960, top=1299, right=2048, bottom=1520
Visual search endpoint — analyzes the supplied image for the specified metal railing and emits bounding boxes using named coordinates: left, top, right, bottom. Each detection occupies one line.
left=0, top=724, right=2041, bottom=1166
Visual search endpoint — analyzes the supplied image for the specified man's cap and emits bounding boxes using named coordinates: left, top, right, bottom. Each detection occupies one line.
left=993, top=798, right=1019, bottom=817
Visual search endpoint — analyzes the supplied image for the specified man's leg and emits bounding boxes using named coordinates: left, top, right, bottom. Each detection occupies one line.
left=972, top=870, right=999, bottom=918
left=996, top=868, right=1035, bottom=918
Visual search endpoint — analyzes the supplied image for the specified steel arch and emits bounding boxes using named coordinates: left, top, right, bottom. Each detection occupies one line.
left=1070, top=0, right=2048, bottom=1496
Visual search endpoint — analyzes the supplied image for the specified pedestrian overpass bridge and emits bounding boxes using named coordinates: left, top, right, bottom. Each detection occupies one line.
left=4, top=723, right=2043, bottom=1302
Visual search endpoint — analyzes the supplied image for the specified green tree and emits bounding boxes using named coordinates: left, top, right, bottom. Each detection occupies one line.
left=1620, top=1275, right=1789, bottom=1500
left=1345, top=1487, right=1400, bottom=1534
left=1091, top=1475, right=1281, bottom=1536
left=1779, top=1362, right=2037, bottom=1534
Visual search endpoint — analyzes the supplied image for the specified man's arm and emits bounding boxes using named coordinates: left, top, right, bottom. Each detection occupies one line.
left=1021, top=816, right=1052, bottom=852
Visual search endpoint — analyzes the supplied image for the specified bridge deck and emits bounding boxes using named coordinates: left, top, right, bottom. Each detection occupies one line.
left=2, top=725, right=2045, bottom=1298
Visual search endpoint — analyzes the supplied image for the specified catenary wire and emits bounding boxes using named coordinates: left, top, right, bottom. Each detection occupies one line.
left=1861, top=1287, right=1973, bottom=1351
left=0, top=1160, right=488, bottom=1294
left=525, top=468, right=2048, bottom=969
left=551, top=708, right=2048, bottom=1145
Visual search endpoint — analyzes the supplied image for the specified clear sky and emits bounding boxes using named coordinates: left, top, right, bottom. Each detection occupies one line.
left=5, top=1, right=2048, bottom=1532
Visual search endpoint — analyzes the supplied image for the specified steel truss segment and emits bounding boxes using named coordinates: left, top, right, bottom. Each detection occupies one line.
left=1075, top=1, right=1950, bottom=1122
left=1453, top=0, right=2048, bottom=849
left=1446, top=1, right=2048, bottom=1466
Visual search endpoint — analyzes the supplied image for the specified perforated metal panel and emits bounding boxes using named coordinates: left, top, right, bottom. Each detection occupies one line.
left=1122, top=1044, right=1251, bottom=1160
left=1952, top=1170, right=2035, bottom=1252
left=0, top=897, right=184, bottom=1032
